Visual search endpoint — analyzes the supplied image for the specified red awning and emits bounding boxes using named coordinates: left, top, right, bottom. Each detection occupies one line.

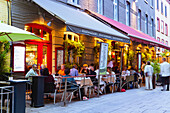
left=87, top=10, right=170, bottom=50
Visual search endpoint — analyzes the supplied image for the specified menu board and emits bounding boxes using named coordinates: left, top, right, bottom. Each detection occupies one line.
left=57, top=50, right=64, bottom=69
left=138, top=53, right=141, bottom=72
left=14, top=46, right=25, bottom=72
left=99, top=43, right=108, bottom=75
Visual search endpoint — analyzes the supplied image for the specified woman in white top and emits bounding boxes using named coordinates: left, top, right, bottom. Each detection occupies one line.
left=144, top=61, right=153, bottom=90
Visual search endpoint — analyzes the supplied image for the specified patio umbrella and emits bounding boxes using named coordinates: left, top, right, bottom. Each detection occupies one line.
left=0, top=23, right=42, bottom=41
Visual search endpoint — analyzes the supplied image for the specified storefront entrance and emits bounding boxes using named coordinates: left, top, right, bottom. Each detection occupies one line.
left=25, top=23, right=52, bottom=73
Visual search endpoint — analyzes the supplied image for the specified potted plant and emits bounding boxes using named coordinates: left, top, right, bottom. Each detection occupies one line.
left=151, top=60, right=160, bottom=89
left=0, top=41, right=11, bottom=81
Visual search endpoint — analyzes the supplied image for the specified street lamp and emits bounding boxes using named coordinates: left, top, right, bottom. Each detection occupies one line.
left=136, top=49, right=141, bottom=73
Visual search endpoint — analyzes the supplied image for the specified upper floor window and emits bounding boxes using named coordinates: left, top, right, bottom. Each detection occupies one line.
left=157, top=17, right=160, bottom=31
left=138, top=9, right=141, bottom=31
left=145, top=14, right=148, bottom=34
left=157, top=37, right=160, bottom=42
left=113, top=0, right=118, bottom=21
left=67, top=0, right=79, bottom=5
left=161, top=20, right=164, bottom=34
left=161, top=2, right=163, bottom=14
left=126, top=2, right=130, bottom=26
left=151, top=19, right=154, bottom=36
left=97, top=0, right=103, bottom=15
left=157, top=0, right=159, bottom=10
left=166, top=41, right=168, bottom=46
left=162, top=39, right=164, bottom=44
left=165, top=6, right=167, bottom=17
left=150, top=0, right=153, bottom=7
left=165, top=23, right=168, bottom=36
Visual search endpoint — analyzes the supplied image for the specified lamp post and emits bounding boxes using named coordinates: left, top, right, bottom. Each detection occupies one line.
left=136, top=49, right=141, bottom=73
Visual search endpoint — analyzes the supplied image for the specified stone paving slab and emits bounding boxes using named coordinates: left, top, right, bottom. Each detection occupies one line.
left=26, top=86, right=170, bottom=113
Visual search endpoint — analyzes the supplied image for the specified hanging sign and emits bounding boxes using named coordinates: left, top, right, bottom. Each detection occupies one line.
left=14, top=46, right=25, bottom=72
left=99, top=43, right=108, bottom=75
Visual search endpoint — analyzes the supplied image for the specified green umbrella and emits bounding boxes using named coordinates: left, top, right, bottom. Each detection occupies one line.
left=0, top=23, right=42, bottom=41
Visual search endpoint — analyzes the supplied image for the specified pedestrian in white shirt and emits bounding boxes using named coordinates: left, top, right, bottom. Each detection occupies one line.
left=107, top=58, right=114, bottom=70
left=160, top=57, right=170, bottom=91
left=144, top=61, right=153, bottom=90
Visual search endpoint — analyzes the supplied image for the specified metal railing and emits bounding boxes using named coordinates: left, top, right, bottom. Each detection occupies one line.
left=26, top=82, right=32, bottom=100
left=0, top=86, right=14, bottom=113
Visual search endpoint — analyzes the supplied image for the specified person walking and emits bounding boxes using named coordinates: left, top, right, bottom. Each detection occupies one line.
left=160, top=57, right=170, bottom=91
left=144, top=61, right=153, bottom=90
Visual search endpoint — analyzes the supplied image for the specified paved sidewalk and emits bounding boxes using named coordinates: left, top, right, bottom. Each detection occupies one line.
left=26, top=86, right=170, bottom=113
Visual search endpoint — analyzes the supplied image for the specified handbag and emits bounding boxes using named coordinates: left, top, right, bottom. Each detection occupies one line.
left=145, top=72, right=149, bottom=77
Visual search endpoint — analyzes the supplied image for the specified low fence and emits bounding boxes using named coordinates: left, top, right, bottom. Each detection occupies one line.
left=0, top=86, right=14, bottom=113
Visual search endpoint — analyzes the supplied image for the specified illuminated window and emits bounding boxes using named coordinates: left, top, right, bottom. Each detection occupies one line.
left=64, top=32, right=79, bottom=42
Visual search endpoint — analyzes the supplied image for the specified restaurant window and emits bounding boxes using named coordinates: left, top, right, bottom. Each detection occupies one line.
left=145, top=14, right=148, bottom=34
left=26, top=44, right=38, bottom=66
left=113, top=0, right=118, bottom=21
left=97, top=0, right=103, bottom=15
left=126, top=2, right=130, bottom=26
left=161, top=2, right=163, bottom=14
left=138, top=9, right=141, bottom=31
left=165, top=23, right=168, bottom=36
left=151, top=19, right=154, bottom=36
left=157, top=17, right=160, bottom=31
left=157, top=0, right=159, bottom=10
left=161, top=20, right=164, bottom=34
left=165, top=6, right=167, bottom=17
left=43, top=46, right=47, bottom=66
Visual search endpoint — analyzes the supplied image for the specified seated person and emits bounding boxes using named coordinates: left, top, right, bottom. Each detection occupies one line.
left=58, top=64, right=66, bottom=76
left=40, top=64, right=46, bottom=75
left=121, top=66, right=130, bottom=81
left=63, top=68, right=88, bottom=100
left=42, top=68, right=54, bottom=83
left=25, top=64, right=39, bottom=82
left=80, top=64, right=89, bottom=75
left=87, top=66, right=96, bottom=82
left=42, top=68, right=55, bottom=99
left=106, top=67, right=116, bottom=83
left=70, top=64, right=78, bottom=76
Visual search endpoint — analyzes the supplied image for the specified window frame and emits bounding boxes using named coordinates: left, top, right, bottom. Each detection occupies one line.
left=157, top=17, right=160, bottom=32
left=161, top=20, right=164, bottom=34
left=157, top=0, right=159, bottom=10
left=157, top=37, right=160, bottom=42
left=165, top=6, right=167, bottom=17
left=126, top=2, right=130, bottom=26
left=151, top=18, right=154, bottom=36
left=161, top=2, right=163, bottom=14
left=113, top=0, right=119, bottom=21
left=165, top=23, right=168, bottom=36
left=166, top=41, right=168, bottom=46
left=97, top=0, right=103, bottom=15
left=145, top=14, right=148, bottom=34
left=138, top=9, right=141, bottom=31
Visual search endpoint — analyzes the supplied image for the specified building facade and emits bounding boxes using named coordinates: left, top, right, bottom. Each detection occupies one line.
left=155, top=0, right=170, bottom=53
left=11, top=0, right=130, bottom=75
left=0, top=0, right=11, bottom=24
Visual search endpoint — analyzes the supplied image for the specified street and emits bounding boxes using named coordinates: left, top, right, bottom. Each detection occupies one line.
left=26, top=86, right=170, bottom=113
